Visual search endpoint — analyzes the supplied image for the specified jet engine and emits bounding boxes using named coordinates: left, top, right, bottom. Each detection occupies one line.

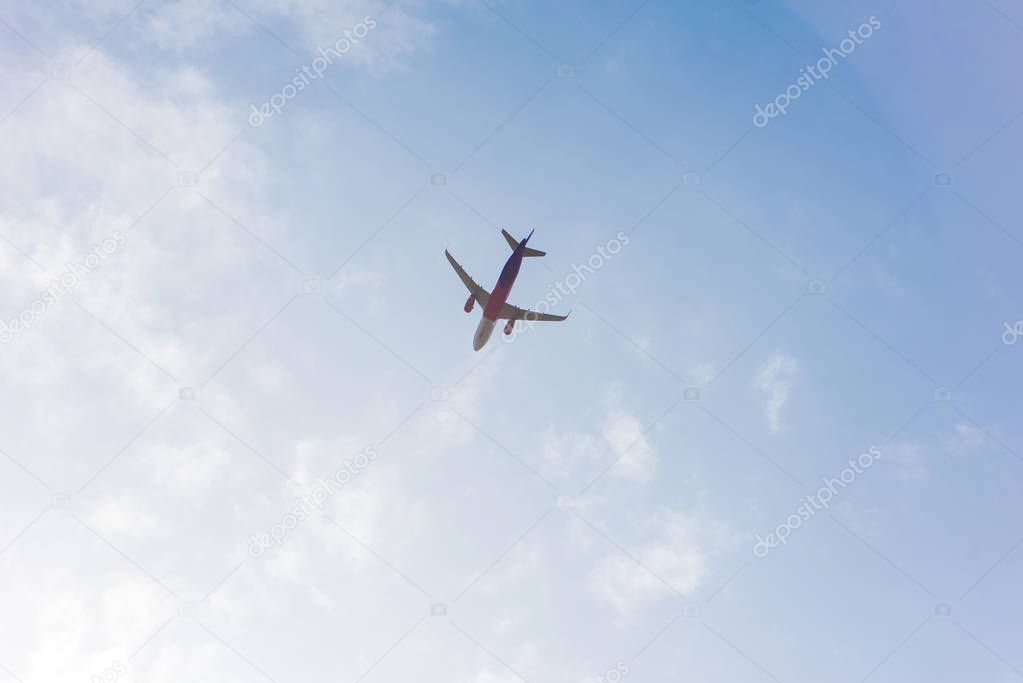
left=503, top=320, right=515, bottom=335
left=464, top=295, right=474, bottom=313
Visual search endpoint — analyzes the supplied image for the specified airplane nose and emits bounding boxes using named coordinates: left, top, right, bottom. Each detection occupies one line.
left=473, top=318, right=494, bottom=351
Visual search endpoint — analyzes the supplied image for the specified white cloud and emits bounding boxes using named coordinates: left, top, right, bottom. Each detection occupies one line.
left=888, top=440, right=929, bottom=481
left=472, top=668, right=528, bottom=683
left=754, top=352, right=799, bottom=433
left=144, top=0, right=436, bottom=71
left=946, top=421, right=988, bottom=456
left=3, top=0, right=436, bottom=72
left=143, top=440, right=233, bottom=496
left=0, top=518, right=175, bottom=682
left=332, top=264, right=388, bottom=313
left=260, top=0, right=437, bottom=72
left=600, top=387, right=657, bottom=481
left=539, top=385, right=657, bottom=483
left=588, top=508, right=732, bottom=617
left=86, top=495, right=161, bottom=538
left=539, top=429, right=605, bottom=481
left=888, top=422, right=992, bottom=483
left=146, top=0, right=246, bottom=50
left=0, top=49, right=301, bottom=390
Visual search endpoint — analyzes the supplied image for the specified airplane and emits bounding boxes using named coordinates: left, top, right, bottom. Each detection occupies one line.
left=445, top=229, right=568, bottom=351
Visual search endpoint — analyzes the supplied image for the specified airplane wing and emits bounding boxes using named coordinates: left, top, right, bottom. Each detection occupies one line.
left=445, top=250, right=489, bottom=307
left=497, top=302, right=569, bottom=322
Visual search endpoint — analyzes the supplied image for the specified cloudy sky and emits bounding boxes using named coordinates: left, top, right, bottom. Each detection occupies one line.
left=0, top=0, right=1021, bottom=681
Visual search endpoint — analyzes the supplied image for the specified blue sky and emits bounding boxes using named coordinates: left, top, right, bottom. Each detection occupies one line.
left=0, top=0, right=1021, bottom=681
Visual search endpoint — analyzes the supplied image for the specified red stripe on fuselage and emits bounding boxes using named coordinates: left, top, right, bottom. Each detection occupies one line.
left=483, top=243, right=525, bottom=320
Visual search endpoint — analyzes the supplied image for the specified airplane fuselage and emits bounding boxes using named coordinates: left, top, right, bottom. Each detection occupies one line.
left=472, top=240, right=526, bottom=350
left=483, top=243, right=524, bottom=320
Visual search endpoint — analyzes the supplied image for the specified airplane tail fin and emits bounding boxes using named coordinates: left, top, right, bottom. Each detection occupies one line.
left=501, top=228, right=546, bottom=257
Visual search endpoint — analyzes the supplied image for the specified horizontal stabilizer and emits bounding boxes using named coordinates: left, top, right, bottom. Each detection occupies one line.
left=500, top=228, right=518, bottom=251
left=501, top=228, right=546, bottom=257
